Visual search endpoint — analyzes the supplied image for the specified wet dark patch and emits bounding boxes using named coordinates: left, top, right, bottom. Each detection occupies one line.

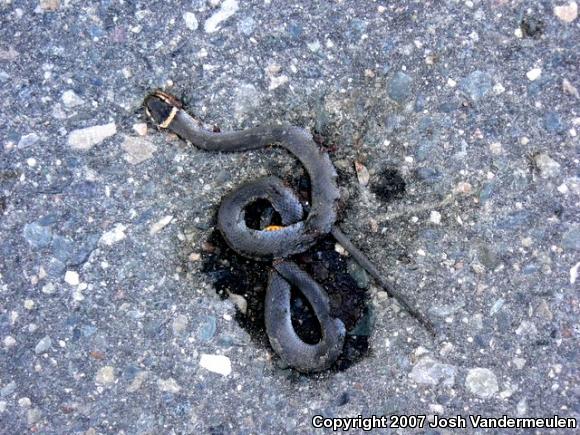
left=371, top=168, right=406, bottom=202
left=201, top=201, right=370, bottom=372
left=521, top=16, right=545, bottom=39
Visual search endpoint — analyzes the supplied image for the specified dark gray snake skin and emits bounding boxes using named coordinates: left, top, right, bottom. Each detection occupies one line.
left=144, top=91, right=434, bottom=372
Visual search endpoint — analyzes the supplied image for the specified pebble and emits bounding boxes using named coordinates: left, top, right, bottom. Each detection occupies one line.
left=388, top=71, right=413, bottom=104
left=554, top=1, right=578, bottom=23
left=228, top=293, right=248, bottom=314
left=535, top=300, right=553, bottom=321
left=172, top=314, right=188, bottom=334
left=489, top=142, right=503, bottom=155
left=149, top=215, right=173, bottom=235
left=3, top=336, right=16, bottom=348
left=409, top=357, right=456, bottom=386
left=61, top=90, right=84, bottom=108
left=526, top=68, right=542, bottom=81
left=18, top=133, right=39, bottom=148
left=570, top=262, right=580, bottom=284
left=204, top=0, right=239, bottom=33
left=268, top=74, right=289, bottom=90
left=347, top=260, right=369, bottom=289
left=23, top=222, right=53, bottom=248
left=68, top=123, right=117, bottom=151
left=132, top=123, right=148, bottom=136
left=39, top=0, right=60, bottom=11
left=64, top=270, right=79, bottom=286
left=334, top=243, right=348, bottom=256
left=460, top=70, right=492, bottom=102
left=158, top=378, right=181, bottom=393
left=121, top=136, right=157, bottom=165
left=199, top=354, right=232, bottom=376
left=355, top=161, right=370, bottom=186
left=0, top=381, right=16, bottom=397
left=455, top=181, right=473, bottom=195
left=515, top=320, right=538, bottom=336
left=27, top=408, right=42, bottom=425
left=99, top=223, right=127, bottom=246
left=95, top=366, right=116, bottom=385
left=533, top=153, right=561, bottom=178
left=465, top=367, right=498, bottom=398
left=127, top=371, right=148, bottom=392
left=0, top=46, right=18, bottom=61
left=493, top=83, right=506, bottom=95
left=562, top=78, right=579, bottom=98
left=34, top=335, right=52, bottom=354
left=562, top=225, right=580, bottom=250
left=183, top=12, right=198, bottom=31
left=18, top=397, right=31, bottom=407
left=429, top=211, right=442, bottom=225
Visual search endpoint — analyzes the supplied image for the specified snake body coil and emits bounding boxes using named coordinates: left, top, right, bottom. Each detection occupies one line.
left=145, top=91, right=345, bottom=372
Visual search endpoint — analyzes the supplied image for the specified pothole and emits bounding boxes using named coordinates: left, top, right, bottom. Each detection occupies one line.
left=201, top=211, right=371, bottom=372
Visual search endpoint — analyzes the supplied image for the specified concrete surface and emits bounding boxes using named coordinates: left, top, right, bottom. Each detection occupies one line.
left=1, top=0, right=579, bottom=433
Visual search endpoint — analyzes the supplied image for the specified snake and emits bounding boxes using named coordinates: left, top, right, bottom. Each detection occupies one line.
left=144, top=90, right=434, bottom=373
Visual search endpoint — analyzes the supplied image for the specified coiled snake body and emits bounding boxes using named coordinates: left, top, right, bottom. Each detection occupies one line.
left=144, top=91, right=433, bottom=373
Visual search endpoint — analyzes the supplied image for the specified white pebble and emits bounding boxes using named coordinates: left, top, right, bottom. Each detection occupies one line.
left=149, top=215, right=173, bottom=235
left=557, top=183, right=569, bottom=194
left=158, top=378, right=181, bottom=393
left=132, top=123, right=147, bottom=136
left=183, top=12, right=198, bottom=30
left=26, top=158, right=37, bottom=167
left=64, top=270, right=79, bottom=286
left=465, top=367, right=498, bottom=398
left=18, top=397, right=31, bottom=407
left=526, top=68, right=542, bottom=81
left=571, top=262, right=580, bottom=284
left=61, top=90, right=84, bottom=108
left=430, top=211, right=442, bottom=225
left=493, top=83, right=505, bottom=95
left=307, top=40, right=321, bottom=52
left=199, top=354, right=232, bottom=376
left=3, top=336, right=16, bottom=348
left=268, top=74, right=289, bottom=90
left=489, top=142, right=503, bottom=155
left=68, top=123, right=117, bottom=151
left=99, top=223, right=127, bottom=246
left=96, top=366, right=116, bottom=385
left=334, top=243, right=348, bottom=256
left=447, top=78, right=457, bottom=87
left=204, top=0, right=239, bottom=33
left=554, top=1, right=578, bottom=23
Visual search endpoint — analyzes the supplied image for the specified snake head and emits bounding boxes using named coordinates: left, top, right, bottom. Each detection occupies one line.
left=144, top=90, right=183, bottom=129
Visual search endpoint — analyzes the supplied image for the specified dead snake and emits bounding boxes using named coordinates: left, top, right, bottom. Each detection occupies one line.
left=144, top=91, right=434, bottom=373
